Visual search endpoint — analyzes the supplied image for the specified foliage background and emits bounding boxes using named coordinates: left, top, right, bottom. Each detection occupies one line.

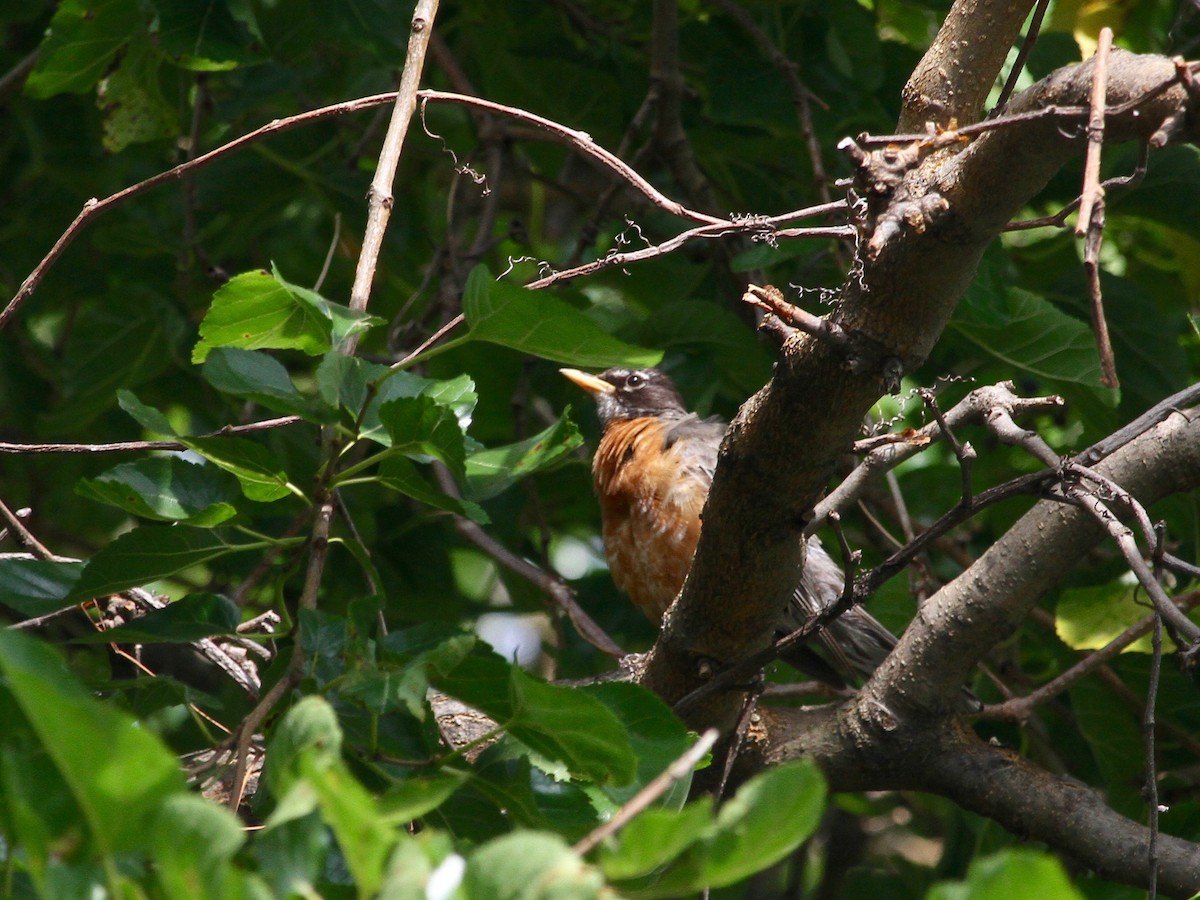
left=1, top=0, right=1199, bottom=897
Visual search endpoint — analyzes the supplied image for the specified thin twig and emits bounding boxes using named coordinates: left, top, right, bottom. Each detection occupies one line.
left=345, top=0, right=441, bottom=340
left=3, top=93, right=405, bottom=331
left=992, top=0, right=1051, bottom=115
left=1078, top=27, right=1119, bottom=389
left=0, top=415, right=303, bottom=455
left=573, top=728, right=719, bottom=855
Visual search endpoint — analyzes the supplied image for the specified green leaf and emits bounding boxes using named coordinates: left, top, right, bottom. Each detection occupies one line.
left=598, top=801, right=713, bottom=881
left=465, top=413, right=582, bottom=501
left=272, top=264, right=383, bottom=347
left=26, top=0, right=141, bottom=97
left=926, top=849, right=1084, bottom=900
left=1069, top=676, right=1144, bottom=818
left=463, top=266, right=661, bottom=367
left=201, top=347, right=316, bottom=419
left=262, top=696, right=343, bottom=801
left=118, top=390, right=177, bottom=436
left=464, top=832, right=605, bottom=900
left=301, top=753, right=399, bottom=896
left=584, top=682, right=693, bottom=807
left=181, top=435, right=293, bottom=502
left=99, top=35, right=177, bottom=152
left=316, top=352, right=386, bottom=414
left=72, top=592, right=240, bottom=643
left=75, top=456, right=240, bottom=525
left=0, top=629, right=185, bottom=855
left=378, top=456, right=488, bottom=522
left=432, top=650, right=637, bottom=785
left=1055, top=582, right=1163, bottom=653
left=0, top=559, right=85, bottom=618
left=67, top=526, right=262, bottom=602
left=263, top=697, right=397, bottom=895
left=642, top=761, right=826, bottom=896
left=378, top=395, right=469, bottom=481
left=192, top=270, right=331, bottom=363
left=151, top=794, right=246, bottom=899
left=952, top=285, right=1106, bottom=393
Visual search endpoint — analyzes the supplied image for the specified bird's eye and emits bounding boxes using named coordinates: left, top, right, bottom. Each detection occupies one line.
left=626, top=373, right=644, bottom=388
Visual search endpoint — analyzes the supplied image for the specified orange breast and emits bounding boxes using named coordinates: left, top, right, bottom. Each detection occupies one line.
left=593, top=418, right=710, bottom=621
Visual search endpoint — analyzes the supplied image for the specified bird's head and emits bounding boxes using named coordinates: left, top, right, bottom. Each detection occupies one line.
left=560, top=367, right=687, bottom=426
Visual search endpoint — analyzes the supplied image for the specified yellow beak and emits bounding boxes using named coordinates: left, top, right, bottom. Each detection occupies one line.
left=559, top=368, right=615, bottom=395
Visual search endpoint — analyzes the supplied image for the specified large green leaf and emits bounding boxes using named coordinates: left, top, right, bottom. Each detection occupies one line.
left=0, top=629, right=185, bottom=855
left=192, top=270, right=331, bottom=363
left=75, top=456, right=241, bottom=525
left=67, top=526, right=266, bottom=602
left=463, top=266, right=661, bottom=367
left=272, top=264, right=383, bottom=347
left=952, top=284, right=1107, bottom=393
left=99, top=35, right=177, bottom=152
left=1055, top=582, right=1160, bottom=654
left=598, top=802, right=713, bottom=882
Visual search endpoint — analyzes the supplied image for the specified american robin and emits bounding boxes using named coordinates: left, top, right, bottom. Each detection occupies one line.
left=562, top=365, right=979, bottom=704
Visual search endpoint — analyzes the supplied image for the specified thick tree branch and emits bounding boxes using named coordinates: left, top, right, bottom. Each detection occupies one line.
left=899, top=0, right=1036, bottom=132
left=643, top=50, right=1200, bottom=730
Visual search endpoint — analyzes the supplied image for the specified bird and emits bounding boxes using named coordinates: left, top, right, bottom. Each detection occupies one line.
left=562, top=365, right=980, bottom=706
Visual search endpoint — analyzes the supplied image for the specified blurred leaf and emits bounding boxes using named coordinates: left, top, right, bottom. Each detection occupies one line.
left=463, top=266, right=662, bottom=368
left=598, top=801, right=713, bottom=881
left=1069, top=676, right=1144, bottom=818
left=464, top=413, right=582, bottom=501
left=43, top=295, right=187, bottom=434
left=192, top=269, right=331, bottom=363
left=0, top=629, right=185, bottom=855
left=26, top=0, right=140, bottom=97
left=464, top=832, right=604, bottom=900
left=75, top=456, right=241, bottom=525
left=926, top=848, right=1084, bottom=899
left=1056, top=582, right=1159, bottom=653
left=151, top=794, right=246, bottom=898
left=181, top=435, right=293, bottom=502
left=636, top=761, right=826, bottom=897
left=72, top=591, right=239, bottom=643
left=0, top=559, right=85, bottom=618
left=262, top=695, right=343, bottom=800
left=380, top=773, right=470, bottom=824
